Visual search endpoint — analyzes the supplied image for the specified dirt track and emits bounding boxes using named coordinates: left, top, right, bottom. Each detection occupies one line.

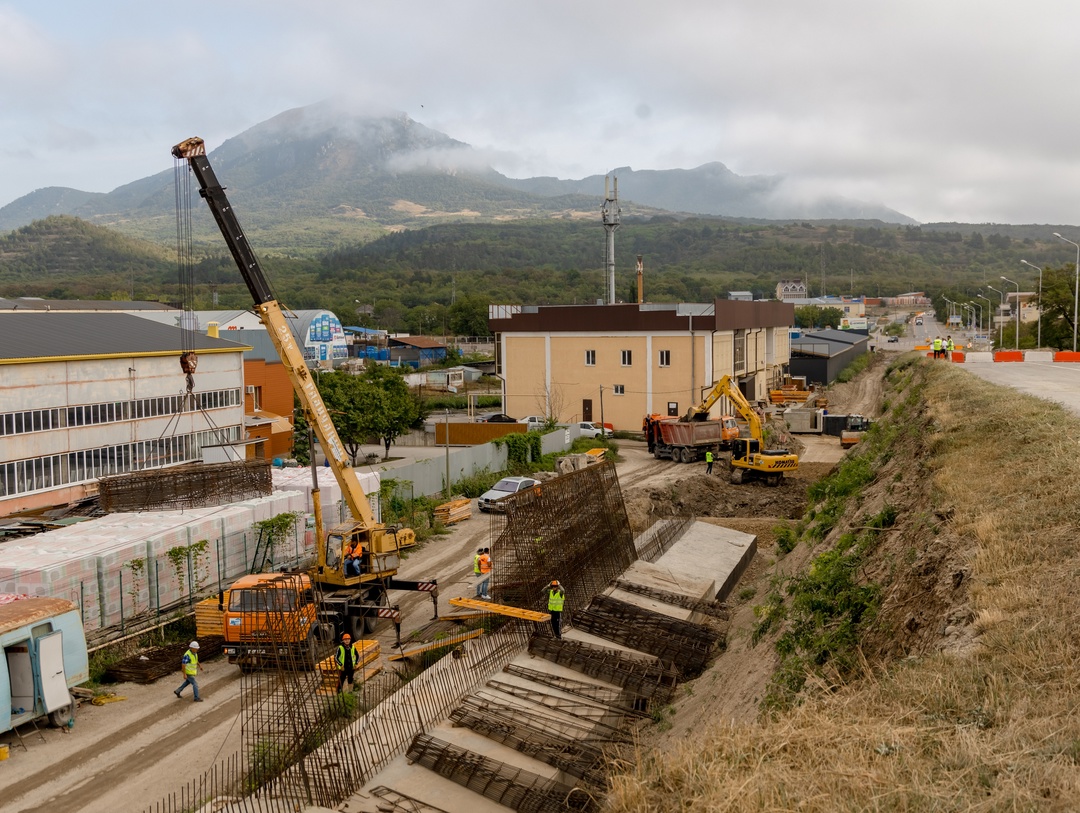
left=0, top=395, right=863, bottom=811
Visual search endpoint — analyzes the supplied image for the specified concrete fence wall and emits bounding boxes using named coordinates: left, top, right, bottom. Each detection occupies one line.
left=384, top=425, right=585, bottom=498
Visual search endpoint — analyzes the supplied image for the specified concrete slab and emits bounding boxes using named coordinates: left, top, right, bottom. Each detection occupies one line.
left=605, top=585, right=697, bottom=621
left=621, top=559, right=717, bottom=601
left=624, top=521, right=756, bottom=602
left=352, top=753, right=516, bottom=813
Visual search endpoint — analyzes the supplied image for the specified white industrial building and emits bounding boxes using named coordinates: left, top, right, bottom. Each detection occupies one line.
left=0, top=312, right=250, bottom=515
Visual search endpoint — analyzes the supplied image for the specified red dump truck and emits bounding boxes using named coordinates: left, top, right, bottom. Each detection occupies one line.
left=643, top=415, right=738, bottom=463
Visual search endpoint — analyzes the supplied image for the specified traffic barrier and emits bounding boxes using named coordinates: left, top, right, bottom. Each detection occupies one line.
left=1054, top=351, right=1080, bottom=362
left=951, top=351, right=965, bottom=363
left=994, top=351, right=1024, bottom=362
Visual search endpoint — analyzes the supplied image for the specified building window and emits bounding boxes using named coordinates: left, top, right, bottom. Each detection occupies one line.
left=658, top=350, right=671, bottom=367
left=613, top=385, right=625, bottom=395
left=585, top=350, right=596, bottom=366
left=621, top=350, right=632, bottom=366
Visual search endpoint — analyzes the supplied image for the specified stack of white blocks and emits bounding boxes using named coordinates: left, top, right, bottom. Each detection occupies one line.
left=0, top=491, right=306, bottom=631
left=271, top=466, right=381, bottom=530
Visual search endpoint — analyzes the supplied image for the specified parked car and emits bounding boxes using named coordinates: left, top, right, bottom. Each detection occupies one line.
left=575, top=421, right=612, bottom=438
left=478, top=476, right=541, bottom=512
left=475, top=413, right=517, bottom=423
left=519, top=416, right=548, bottom=431
left=887, top=335, right=899, bottom=343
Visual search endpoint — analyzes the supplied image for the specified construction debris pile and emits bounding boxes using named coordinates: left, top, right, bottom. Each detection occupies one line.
left=99, top=459, right=271, bottom=513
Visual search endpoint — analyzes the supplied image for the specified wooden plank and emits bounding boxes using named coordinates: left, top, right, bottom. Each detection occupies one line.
left=387, top=628, right=484, bottom=661
left=448, top=597, right=551, bottom=622
left=437, top=612, right=488, bottom=622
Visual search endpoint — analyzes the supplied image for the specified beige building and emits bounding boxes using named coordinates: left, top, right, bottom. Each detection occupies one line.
left=489, top=301, right=795, bottom=431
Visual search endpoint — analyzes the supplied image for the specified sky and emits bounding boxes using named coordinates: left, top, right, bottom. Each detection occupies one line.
left=4, top=1, right=1080, bottom=226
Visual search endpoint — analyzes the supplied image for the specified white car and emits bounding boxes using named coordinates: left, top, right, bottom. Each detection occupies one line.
left=478, top=476, right=541, bottom=512
left=575, top=421, right=612, bottom=438
left=519, top=416, right=548, bottom=431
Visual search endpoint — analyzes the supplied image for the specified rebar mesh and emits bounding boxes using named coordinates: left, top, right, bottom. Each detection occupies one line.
left=99, top=459, right=271, bottom=512
left=634, top=514, right=695, bottom=562
left=527, top=636, right=678, bottom=704
left=613, top=578, right=730, bottom=619
left=491, top=461, right=635, bottom=620
left=406, top=733, right=596, bottom=812
left=572, top=594, right=722, bottom=677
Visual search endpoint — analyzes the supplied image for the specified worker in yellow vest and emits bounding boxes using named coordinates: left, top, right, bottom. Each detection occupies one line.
left=545, top=580, right=565, bottom=639
left=705, top=449, right=714, bottom=475
left=174, top=641, right=203, bottom=702
left=336, top=633, right=358, bottom=694
left=932, top=336, right=943, bottom=359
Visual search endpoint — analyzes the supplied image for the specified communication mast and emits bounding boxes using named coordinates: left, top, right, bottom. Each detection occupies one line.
left=602, top=175, right=621, bottom=304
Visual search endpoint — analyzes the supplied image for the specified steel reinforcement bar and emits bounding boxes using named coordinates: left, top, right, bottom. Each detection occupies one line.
left=613, top=579, right=730, bottom=619
left=405, top=733, right=596, bottom=812
left=527, top=637, right=678, bottom=704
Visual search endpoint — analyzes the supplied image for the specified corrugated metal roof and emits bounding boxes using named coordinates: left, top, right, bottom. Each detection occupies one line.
left=0, top=298, right=180, bottom=312
left=0, top=312, right=249, bottom=362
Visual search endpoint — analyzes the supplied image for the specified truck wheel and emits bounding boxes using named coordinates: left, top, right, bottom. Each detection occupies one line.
left=681, top=448, right=695, bottom=464
left=49, top=693, right=76, bottom=728
left=347, top=615, right=363, bottom=642
left=363, top=615, right=378, bottom=634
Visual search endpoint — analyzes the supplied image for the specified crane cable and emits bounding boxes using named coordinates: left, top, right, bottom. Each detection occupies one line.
left=174, top=158, right=198, bottom=406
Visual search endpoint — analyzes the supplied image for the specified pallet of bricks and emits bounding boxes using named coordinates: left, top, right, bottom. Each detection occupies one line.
left=434, top=497, right=471, bottom=526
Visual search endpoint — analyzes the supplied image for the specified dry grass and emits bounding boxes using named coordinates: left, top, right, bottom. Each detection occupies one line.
left=607, top=360, right=1080, bottom=811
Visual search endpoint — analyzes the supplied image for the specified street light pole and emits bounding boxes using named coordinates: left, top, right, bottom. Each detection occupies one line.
left=1001, top=276, right=1020, bottom=350
left=1020, top=260, right=1043, bottom=349
left=943, top=296, right=955, bottom=327
left=986, top=286, right=1005, bottom=349
left=1054, top=233, right=1080, bottom=352
left=976, top=293, right=992, bottom=338
left=968, top=302, right=981, bottom=337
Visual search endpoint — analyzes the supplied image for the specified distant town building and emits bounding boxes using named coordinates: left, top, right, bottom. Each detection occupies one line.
left=489, top=300, right=795, bottom=431
left=727, top=291, right=754, bottom=301
left=776, top=279, right=808, bottom=301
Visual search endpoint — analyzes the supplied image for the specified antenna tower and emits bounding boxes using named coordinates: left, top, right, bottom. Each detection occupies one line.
left=602, top=176, right=621, bottom=304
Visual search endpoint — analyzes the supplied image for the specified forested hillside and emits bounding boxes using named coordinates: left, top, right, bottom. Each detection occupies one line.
left=1, top=214, right=1076, bottom=339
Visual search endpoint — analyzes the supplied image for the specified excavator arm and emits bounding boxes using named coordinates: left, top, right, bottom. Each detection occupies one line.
left=686, top=375, right=765, bottom=440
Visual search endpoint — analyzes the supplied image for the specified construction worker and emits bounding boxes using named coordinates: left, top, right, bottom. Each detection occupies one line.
left=946, top=336, right=955, bottom=360
left=477, top=548, right=492, bottom=601
left=544, top=580, right=565, bottom=640
left=336, top=633, right=358, bottom=693
left=174, top=640, right=203, bottom=702
left=705, top=449, right=714, bottom=475
left=344, top=543, right=363, bottom=577
left=932, top=336, right=942, bottom=359
left=472, top=547, right=484, bottom=598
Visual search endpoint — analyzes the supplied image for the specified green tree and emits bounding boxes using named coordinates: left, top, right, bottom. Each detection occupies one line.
left=795, top=306, right=846, bottom=330
left=448, top=295, right=491, bottom=336
left=315, top=371, right=374, bottom=465
left=360, top=366, right=421, bottom=460
left=1035, top=263, right=1078, bottom=350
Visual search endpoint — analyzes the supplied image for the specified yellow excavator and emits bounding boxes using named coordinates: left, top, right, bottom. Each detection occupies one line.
left=172, top=138, right=437, bottom=666
left=700, top=375, right=799, bottom=486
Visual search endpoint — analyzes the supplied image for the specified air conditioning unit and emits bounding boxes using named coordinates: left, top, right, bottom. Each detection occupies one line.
left=245, top=386, right=256, bottom=394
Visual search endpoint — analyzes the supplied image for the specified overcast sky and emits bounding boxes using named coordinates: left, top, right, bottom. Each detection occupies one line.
left=4, top=1, right=1080, bottom=226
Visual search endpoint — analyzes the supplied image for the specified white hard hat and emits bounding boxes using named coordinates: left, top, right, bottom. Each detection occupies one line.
left=189, top=641, right=200, bottom=650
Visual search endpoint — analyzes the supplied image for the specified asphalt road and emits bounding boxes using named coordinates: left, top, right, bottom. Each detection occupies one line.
left=958, top=360, right=1080, bottom=419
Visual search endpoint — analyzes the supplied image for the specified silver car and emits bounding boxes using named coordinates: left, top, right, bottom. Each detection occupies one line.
left=478, top=476, right=540, bottom=512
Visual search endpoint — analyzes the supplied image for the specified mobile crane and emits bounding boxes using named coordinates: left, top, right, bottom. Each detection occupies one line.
left=172, top=138, right=437, bottom=666
left=695, top=375, right=799, bottom=485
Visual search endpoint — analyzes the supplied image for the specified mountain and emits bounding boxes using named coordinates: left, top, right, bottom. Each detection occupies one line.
left=504, top=163, right=916, bottom=224
left=0, top=100, right=916, bottom=250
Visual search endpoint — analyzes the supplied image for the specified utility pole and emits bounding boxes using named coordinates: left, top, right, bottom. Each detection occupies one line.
left=444, top=410, right=451, bottom=500
left=599, top=385, right=605, bottom=439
